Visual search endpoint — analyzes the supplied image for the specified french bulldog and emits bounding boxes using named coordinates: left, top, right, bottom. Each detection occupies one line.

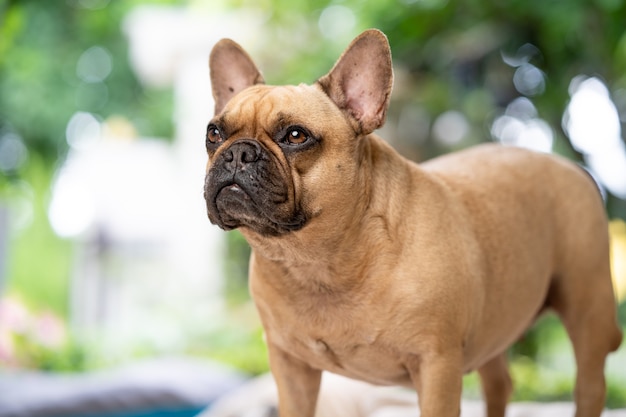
left=203, top=29, right=623, bottom=417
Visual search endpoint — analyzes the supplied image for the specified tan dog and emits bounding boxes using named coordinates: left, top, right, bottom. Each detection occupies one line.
left=203, top=29, right=623, bottom=417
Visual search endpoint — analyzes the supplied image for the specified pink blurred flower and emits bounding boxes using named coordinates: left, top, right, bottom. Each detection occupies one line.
left=0, top=296, right=30, bottom=334
left=33, top=312, right=66, bottom=348
left=0, top=296, right=68, bottom=368
left=0, top=331, right=16, bottom=366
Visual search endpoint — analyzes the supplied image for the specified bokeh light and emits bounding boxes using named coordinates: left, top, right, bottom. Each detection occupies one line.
left=564, top=76, right=626, bottom=198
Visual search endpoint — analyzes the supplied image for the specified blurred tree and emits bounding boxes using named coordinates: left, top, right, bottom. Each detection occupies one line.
left=0, top=0, right=183, bottom=318
left=0, top=0, right=177, bottom=161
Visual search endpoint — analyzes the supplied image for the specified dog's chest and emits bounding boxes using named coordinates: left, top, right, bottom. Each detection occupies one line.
left=264, top=300, right=413, bottom=386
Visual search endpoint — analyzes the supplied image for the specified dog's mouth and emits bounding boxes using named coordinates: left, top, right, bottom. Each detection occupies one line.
left=217, top=183, right=247, bottom=202
left=204, top=143, right=308, bottom=236
left=209, top=179, right=307, bottom=236
left=213, top=182, right=259, bottom=230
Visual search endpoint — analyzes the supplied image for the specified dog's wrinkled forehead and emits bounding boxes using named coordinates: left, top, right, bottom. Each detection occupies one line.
left=222, top=84, right=274, bottom=116
left=217, top=83, right=339, bottom=135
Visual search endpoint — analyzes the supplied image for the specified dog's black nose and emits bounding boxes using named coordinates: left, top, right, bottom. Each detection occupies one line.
left=223, top=140, right=261, bottom=168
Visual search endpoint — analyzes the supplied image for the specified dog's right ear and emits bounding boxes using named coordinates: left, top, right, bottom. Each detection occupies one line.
left=317, top=29, right=393, bottom=135
left=209, top=39, right=265, bottom=115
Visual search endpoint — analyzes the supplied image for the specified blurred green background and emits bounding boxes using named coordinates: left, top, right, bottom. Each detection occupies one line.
left=1, top=0, right=625, bottom=408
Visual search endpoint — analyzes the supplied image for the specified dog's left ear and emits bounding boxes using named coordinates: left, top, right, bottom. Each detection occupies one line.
left=209, top=39, right=265, bottom=115
left=318, top=29, right=393, bottom=135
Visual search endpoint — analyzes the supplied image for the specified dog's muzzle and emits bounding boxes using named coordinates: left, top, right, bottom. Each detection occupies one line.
left=204, top=139, right=307, bottom=236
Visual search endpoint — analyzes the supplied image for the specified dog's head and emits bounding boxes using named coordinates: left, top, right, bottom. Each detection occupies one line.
left=204, top=30, right=393, bottom=237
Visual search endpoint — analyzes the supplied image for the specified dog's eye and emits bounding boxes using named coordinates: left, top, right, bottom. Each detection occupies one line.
left=206, top=124, right=223, bottom=146
left=284, top=128, right=309, bottom=145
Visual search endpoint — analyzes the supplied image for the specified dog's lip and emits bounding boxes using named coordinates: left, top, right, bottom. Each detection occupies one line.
left=214, top=181, right=250, bottom=204
left=224, top=183, right=243, bottom=192
left=212, top=182, right=250, bottom=228
left=215, top=182, right=249, bottom=200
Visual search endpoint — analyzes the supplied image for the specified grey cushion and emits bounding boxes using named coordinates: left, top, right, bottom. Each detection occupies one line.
left=0, top=357, right=246, bottom=417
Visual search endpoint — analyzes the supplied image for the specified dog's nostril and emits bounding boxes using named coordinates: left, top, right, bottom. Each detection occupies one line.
left=227, top=141, right=260, bottom=165
left=240, top=149, right=257, bottom=163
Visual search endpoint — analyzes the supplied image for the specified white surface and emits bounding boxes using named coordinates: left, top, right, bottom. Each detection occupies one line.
left=202, top=372, right=626, bottom=417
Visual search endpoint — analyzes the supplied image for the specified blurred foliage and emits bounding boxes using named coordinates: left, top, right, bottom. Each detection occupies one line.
left=620, top=296, right=626, bottom=323
left=9, top=331, right=89, bottom=372
left=189, top=324, right=269, bottom=376
left=4, top=157, right=73, bottom=315
left=0, top=0, right=177, bottom=160
left=0, top=295, right=88, bottom=371
left=510, top=313, right=561, bottom=361
left=0, top=0, right=181, bottom=354
left=223, top=231, right=252, bottom=306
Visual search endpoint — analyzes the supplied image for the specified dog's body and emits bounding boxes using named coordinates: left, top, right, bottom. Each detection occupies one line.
left=204, top=30, right=622, bottom=417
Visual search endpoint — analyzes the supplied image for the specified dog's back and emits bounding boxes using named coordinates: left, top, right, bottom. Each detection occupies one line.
left=421, top=143, right=622, bottom=365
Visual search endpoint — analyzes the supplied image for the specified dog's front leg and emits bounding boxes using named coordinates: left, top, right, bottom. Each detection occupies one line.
left=408, top=350, right=464, bottom=417
left=267, top=341, right=322, bottom=417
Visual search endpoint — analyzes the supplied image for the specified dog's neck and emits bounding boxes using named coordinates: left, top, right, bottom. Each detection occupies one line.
left=242, top=134, right=419, bottom=293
